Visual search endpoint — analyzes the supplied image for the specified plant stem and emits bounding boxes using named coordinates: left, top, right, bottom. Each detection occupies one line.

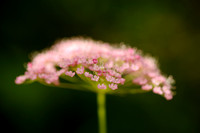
left=97, top=92, right=107, bottom=133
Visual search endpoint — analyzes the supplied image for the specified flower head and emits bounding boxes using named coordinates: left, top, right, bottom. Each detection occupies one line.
left=15, top=37, right=175, bottom=100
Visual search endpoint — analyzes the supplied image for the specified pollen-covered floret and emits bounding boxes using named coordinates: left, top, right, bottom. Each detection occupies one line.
left=15, top=38, right=175, bottom=100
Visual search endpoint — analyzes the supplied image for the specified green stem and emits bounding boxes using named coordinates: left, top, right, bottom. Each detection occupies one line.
left=97, top=92, right=107, bottom=133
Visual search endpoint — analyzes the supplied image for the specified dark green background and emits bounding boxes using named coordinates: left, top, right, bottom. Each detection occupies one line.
left=1, top=0, right=200, bottom=133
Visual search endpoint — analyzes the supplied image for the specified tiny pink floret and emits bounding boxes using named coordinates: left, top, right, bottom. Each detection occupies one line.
left=98, top=84, right=107, bottom=89
left=109, top=83, right=118, bottom=90
left=76, top=66, right=84, bottom=74
left=65, top=71, right=75, bottom=77
left=164, top=93, right=173, bottom=100
left=162, top=86, right=170, bottom=93
left=15, top=75, right=27, bottom=84
left=131, top=64, right=139, bottom=71
left=91, top=75, right=99, bottom=81
left=84, top=72, right=93, bottom=78
left=142, top=84, right=152, bottom=90
left=93, top=59, right=98, bottom=64
left=133, top=77, right=147, bottom=85
left=153, top=87, right=163, bottom=95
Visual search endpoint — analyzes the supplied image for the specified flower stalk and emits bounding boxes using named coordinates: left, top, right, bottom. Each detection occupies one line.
left=97, top=92, right=107, bottom=133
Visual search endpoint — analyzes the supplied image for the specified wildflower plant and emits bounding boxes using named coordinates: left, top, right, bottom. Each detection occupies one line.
left=15, top=37, right=175, bottom=133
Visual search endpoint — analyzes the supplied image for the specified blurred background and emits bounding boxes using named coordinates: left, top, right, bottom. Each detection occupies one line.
left=1, top=0, right=200, bottom=133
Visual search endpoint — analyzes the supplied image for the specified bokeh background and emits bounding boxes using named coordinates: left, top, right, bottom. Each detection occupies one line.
left=1, top=0, right=200, bottom=133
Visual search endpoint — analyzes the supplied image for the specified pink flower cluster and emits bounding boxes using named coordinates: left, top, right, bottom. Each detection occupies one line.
left=15, top=38, right=174, bottom=100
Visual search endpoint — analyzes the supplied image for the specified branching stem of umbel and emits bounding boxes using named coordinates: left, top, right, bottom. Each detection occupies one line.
left=97, top=92, right=107, bottom=133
